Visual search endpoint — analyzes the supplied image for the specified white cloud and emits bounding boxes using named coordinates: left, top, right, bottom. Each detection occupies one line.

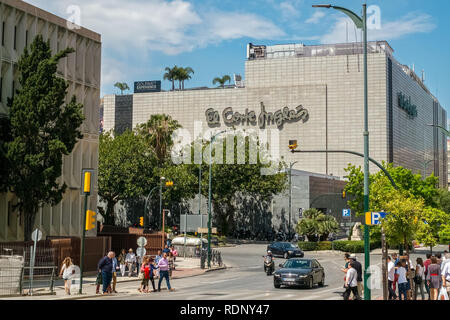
left=279, top=1, right=301, bottom=20
left=305, top=11, right=325, bottom=24
left=320, top=12, right=436, bottom=44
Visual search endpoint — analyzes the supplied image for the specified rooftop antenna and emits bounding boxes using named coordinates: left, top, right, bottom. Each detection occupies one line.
left=421, top=70, right=425, bottom=83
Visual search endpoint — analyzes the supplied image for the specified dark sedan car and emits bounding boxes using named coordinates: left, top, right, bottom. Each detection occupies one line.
left=273, top=258, right=325, bottom=289
left=267, top=242, right=304, bottom=259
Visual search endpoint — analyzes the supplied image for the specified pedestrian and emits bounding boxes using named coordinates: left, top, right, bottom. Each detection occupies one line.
left=436, top=253, right=442, bottom=265
left=139, top=257, right=150, bottom=293
left=168, top=251, right=175, bottom=277
left=424, top=253, right=432, bottom=299
left=341, top=253, right=351, bottom=295
left=403, top=255, right=415, bottom=300
left=162, top=244, right=170, bottom=255
left=349, top=254, right=363, bottom=298
left=442, top=253, right=450, bottom=298
left=397, top=260, right=408, bottom=301
left=110, top=252, right=119, bottom=293
left=414, top=257, right=425, bottom=300
left=59, top=257, right=74, bottom=295
left=97, top=251, right=115, bottom=295
left=148, top=256, right=157, bottom=292
left=426, top=256, right=441, bottom=300
left=392, top=253, right=399, bottom=294
left=157, top=252, right=175, bottom=292
left=125, top=248, right=137, bottom=277
left=343, top=261, right=361, bottom=300
left=154, top=250, right=162, bottom=279
left=387, top=256, right=397, bottom=300
left=171, top=245, right=178, bottom=264
left=118, top=249, right=127, bottom=277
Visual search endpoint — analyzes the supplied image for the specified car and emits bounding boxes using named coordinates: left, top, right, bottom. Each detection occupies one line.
left=267, top=242, right=304, bottom=259
left=273, top=258, right=325, bottom=289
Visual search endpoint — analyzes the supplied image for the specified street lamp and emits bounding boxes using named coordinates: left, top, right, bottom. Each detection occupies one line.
left=159, top=176, right=165, bottom=231
left=208, top=129, right=227, bottom=268
left=288, top=161, right=299, bottom=241
left=313, top=3, right=370, bottom=300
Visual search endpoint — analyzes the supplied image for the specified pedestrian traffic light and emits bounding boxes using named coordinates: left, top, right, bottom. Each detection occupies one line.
left=288, top=140, right=298, bottom=150
left=85, top=210, right=96, bottom=231
left=139, top=216, right=144, bottom=227
left=165, top=181, right=174, bottom=187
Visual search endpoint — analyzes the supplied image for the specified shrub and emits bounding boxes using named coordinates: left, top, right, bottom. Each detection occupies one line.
left=297, top=241, right=318, bottom=251
left=332, top=240, right=381, bottom=253
left=317, top=241, right=332, bottom=250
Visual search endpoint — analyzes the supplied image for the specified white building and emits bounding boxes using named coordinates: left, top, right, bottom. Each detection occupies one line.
left=0, top=0, right=101, bottom=241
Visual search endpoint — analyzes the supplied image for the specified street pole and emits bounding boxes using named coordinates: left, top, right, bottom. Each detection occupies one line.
left=144, top=186, right=158, bottom=230
left=288, top=161, right=298, bottom=241
left=362, top=3, right=371, bottom=301
left=381, top=226, right=388, bottom=300
left=79, top=194, right=88, bottom=294
left=159, top=179, right=163, bottom=231
left=199, top=161, right=203, bottom=239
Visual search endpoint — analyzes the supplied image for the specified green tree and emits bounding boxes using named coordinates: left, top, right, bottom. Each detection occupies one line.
left=135, top=114, right=181, bottom=165
left=177, top=67, right=194, bottom=90
left=416, top=207, right=449, bottom=253
left=296, top=208, right=339, bottom=242
left=163, top=66, right=178, bottom=91
left=434, top=188, right=450, bottom=214
left=98, top=130, right=156, bottom=225
left=212, top=75, right=231, bottom=88
left=4, top=35, right=84, bottom=241
left=114, top=82, right=130, bottom=95
left=438, top=224, right=450, bottom=244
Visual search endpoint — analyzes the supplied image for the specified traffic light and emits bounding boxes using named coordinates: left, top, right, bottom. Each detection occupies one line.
left=139, top=216, right=144, bottom=227
left=165, top=181, right=174, bottom=187
left=342, top=189, right=346, bottom=198
left=288, top=140, right=298, bottom=150
left=85, top=210, right=96, bottom=231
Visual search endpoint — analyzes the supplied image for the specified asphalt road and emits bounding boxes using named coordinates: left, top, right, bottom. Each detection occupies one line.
left=85, top=244, right=407, bottom=300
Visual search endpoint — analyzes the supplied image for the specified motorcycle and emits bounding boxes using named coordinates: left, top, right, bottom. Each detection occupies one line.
left=263, top=255, right=275, bottom=275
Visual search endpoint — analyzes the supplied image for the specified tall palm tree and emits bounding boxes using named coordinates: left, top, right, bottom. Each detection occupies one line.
left=135, top=114, right=181, bottom=165
left=212, top=75, right=231, bottom=88
left=179, top=67, right=194, bottom=90
left=114, top=82, right=130, bottom=95
left=163, top=66, right=178, bottom=91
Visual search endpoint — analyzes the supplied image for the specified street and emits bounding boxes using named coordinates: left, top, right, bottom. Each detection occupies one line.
left=85, top=244, right=391, bottom=300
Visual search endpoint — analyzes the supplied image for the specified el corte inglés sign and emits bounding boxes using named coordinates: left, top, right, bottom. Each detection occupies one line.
left=205, top=102, right=309, bottom=129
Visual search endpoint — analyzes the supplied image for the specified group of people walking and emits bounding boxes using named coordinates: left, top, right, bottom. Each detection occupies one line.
left=341, top=253, right=363, bottom=300
left=387, top=251, right=450, bottom=300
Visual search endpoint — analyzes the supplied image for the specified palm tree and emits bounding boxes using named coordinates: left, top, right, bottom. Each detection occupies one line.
left=163, top=66, right=178, bottom=91
left=212, top=75, right=231, bottom=88
left=178, top=67, right=194, bottom=90
left=114, top=82, right=130, bottom=95
left=135, top=114, right=181, bottom=165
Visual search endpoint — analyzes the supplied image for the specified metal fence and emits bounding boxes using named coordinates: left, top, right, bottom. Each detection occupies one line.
left=200, top=249, right=223, bottom=269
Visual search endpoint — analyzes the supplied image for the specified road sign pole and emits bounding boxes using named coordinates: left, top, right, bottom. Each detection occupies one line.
left=381, top=226, right=388, bottom=300
left=79, top=194, right=88, bottom=294
left=30, top=239, right=37, bottom=296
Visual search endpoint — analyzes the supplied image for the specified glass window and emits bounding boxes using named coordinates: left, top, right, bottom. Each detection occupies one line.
left=283, top=259, right=311, bottom=269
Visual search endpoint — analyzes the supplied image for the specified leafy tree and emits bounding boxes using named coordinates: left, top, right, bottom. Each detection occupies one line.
left=114, top=82, right=130, bottom=95
left=344, top=163, right=439, bottom=216
left=135, top=114, right=181, bottom=165
left=438, top=224, right=450, bottom=244
left=4, top=35, right=84, bottom=241
left=98, top=130, right=156, bottom=225
left=177, top=67, right=194, bottom=90
left=0, top=116, right=11, bottom=192
left=434, top=188, right=450, bottom=214
left=416, top=207, right=449, bottom=253
left=212, top=75, right=231, bottom=88
left=163, top=66, right=178, bottom=91
left=296, top=208, right=339, bottom=242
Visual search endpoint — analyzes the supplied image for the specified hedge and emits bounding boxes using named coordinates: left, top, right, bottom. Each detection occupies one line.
left=297, top=240, right=381, bottom=253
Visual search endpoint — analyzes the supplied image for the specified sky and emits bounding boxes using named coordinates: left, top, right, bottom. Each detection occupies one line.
left=24, top=0, right=450, bottom=114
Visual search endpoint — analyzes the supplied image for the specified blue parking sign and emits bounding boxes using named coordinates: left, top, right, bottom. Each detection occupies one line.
left=342, top=209, right=351, bottom=217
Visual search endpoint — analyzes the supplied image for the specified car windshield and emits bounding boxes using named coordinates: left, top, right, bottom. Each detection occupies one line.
left=283, top=260, right=311, bottom=269
left=282, top=243, right=298, bottom=249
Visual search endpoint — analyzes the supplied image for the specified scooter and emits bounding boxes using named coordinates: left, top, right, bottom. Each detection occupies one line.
left=263, top=255, right=275, bottom=275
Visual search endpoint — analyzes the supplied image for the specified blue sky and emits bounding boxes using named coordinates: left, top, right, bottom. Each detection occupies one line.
left=25, top=0, right=450, bottom=113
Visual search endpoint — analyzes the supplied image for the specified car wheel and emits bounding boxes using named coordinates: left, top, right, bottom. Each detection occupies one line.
left=308, top=276, right=314, bottom=289
left=274, top=282, right=281, bottom=289
left=319, top=275, right=325, bottom=287
left=283, top=252, right=288, bottom=259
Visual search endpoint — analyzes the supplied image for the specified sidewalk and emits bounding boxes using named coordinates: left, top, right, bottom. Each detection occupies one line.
left=2, top=257, right=226, bottom=300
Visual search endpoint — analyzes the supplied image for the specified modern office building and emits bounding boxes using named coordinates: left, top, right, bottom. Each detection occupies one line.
left=0, top=0, right=101, bottom=241
left=103, top=40, right=447, bottom=231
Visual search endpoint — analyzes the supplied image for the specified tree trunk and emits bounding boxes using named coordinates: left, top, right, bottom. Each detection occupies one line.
left=404, top=235, right=409, bottom=257
left=23, top=204, right=37, bottom=242
left=430, top=245, right=433, bottom=255
left=171, top=81, right=174, bottom=91
left=105, top=200, right=117, bottom=226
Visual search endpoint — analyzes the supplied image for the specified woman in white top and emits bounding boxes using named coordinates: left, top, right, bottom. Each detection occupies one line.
left=414, top=257, right=425, bottom=300
left=60, top=257, right=74, bottom=295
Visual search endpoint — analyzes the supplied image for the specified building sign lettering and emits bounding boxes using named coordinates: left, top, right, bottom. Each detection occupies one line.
left=205, top=102, right=309, bottom=129
left=397, top=92, right=418, bottom=118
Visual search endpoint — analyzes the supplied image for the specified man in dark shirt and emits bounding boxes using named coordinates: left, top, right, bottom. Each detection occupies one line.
left=162, top=245, right=170, bottom=255
left=98, top=251, right=114, bottom=294
left=350, top=254, right=363, bottom=297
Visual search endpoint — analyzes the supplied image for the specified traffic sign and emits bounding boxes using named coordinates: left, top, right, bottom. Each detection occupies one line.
left=198, top=227, right=217, bottom=234
left=299, top=208, right=303, bottom=218
left=136, top=247, right=146, bottom=257
left=31, top=229, right=42, bottom=242
left=137, top=236, right=147, bottom=247
left=365, top=212, right=388, bottom=226
left=342, top=209, right=351, bottom=217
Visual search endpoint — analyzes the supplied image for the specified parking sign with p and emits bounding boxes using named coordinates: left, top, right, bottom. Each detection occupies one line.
left=365, top=212, right=388, bottom=226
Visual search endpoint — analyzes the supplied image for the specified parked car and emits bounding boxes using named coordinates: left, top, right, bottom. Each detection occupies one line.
left=267, top=242, right=304, bottom=259
left=273, top=258, right=325, bottom=289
